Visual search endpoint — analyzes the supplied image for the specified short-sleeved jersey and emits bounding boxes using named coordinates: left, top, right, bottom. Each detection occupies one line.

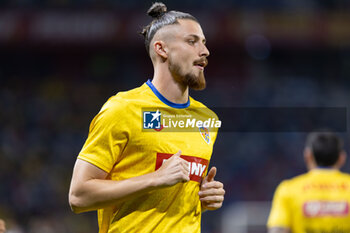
left=78, top=80, right=219, bottom=233
left=267, top=169, right=350, bottom=233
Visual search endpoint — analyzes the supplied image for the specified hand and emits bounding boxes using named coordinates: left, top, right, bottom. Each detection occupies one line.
left=199, top=167, right=225, bottom=211
left=154, top=150, right=190, bottom=186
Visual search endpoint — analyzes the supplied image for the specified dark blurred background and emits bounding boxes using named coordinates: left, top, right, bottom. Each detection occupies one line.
left=1, top=0, right=350, bottom=232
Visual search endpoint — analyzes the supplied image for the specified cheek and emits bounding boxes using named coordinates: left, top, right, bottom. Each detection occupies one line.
left=180, top=54, right=193, bottom=70
left=169, top=46, right=194, bottom=70
left=174, top=46, right=193, bottom=61
left=172, top=53, right=190, bottom=68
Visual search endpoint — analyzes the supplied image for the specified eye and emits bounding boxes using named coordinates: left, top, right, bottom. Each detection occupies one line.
left=188, top=40, right=195, bottom=45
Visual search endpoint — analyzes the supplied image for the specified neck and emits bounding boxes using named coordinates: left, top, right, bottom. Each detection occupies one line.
left=309, top=164, right=339, bottom=171
left=151, top=65, right=189, bottom=104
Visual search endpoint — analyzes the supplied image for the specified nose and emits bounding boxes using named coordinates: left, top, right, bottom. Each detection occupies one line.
left=200, top=43, right=210, bottom=57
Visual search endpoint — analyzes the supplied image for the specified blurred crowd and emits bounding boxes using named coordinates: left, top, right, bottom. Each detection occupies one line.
left=2, top=0, right=350, bottom=10
left=1, top=1, right=350, bottom=233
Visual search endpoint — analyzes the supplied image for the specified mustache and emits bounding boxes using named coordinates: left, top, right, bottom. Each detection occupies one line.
left=193, top=58, right=208, bottom=67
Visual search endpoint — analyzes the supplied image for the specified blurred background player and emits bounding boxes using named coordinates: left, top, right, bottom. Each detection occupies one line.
left=267, top=132, right=350, bottom=233
left=69, top=2, right=224, bottom=233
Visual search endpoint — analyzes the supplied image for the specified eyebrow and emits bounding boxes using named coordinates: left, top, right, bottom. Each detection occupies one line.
left=186, top=34, right=206, bottom=44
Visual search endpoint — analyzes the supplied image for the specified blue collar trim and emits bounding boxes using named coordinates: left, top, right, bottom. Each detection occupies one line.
left=315, top=166, right=335, bottom=170
left=146, top=80, right=190, bottom=109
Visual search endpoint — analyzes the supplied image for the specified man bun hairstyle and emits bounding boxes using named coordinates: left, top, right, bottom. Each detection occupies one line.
left=306, top=132, right=343, bottom=167
left=147, top=2, right=167, bottom=18
left=140, top=2, right=198, bottom=54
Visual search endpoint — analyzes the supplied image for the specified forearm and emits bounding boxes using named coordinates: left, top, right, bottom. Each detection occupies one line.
left=69, top=172, right=160, bottom=213
left=69, top=152, right=189, bottom=214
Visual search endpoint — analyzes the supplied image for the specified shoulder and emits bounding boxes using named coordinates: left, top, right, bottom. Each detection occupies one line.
left=285, top=172, right=311, bottom=187
left=101, top=83, right=150, bottom=112
left=115, top=83, right=150, bottom=101
left=189, top=96, right=218, bottom=119
left=275, top=173, right=308, bottom=194
left=336, top=171, right=350, bottom=180
left=289, top=172, right=310, bottom=183
left=275, top=180, right=291, bottom=194
left=189, top=96, right=211, bottom=109
left=108, top=84, right=149, bottom=106
left=92, top=84, right=149, bottom=127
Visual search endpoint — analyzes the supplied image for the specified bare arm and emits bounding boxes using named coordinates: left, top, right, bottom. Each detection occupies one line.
left=268, top=227, right=290, bottom=233
left=69, top=151, right=189, bottom=213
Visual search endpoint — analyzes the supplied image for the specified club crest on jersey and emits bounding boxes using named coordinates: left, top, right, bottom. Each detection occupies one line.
left=143, top=110, right=161, bottom=129
left=199, top=126, right=210, bottom=144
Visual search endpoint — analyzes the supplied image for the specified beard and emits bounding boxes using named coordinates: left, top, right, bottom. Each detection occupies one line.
left=168, top=57, right=206, bottom=91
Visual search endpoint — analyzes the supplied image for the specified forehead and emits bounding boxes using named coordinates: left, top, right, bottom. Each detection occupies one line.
left=173, top=19, right=205, bottom=39
left=157, top=19, right=205, bottom=40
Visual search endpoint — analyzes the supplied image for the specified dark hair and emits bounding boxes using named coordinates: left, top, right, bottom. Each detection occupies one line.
left=305, top=132, right=343, bottom=167
left=140, top=2, right=198, bottom=54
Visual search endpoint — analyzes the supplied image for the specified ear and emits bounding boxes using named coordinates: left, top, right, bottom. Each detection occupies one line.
left=335, top=151, right=346, bottom=169
left=153, top=41, right=168, bottom=60
left=304, top=147, right=317, bottom=171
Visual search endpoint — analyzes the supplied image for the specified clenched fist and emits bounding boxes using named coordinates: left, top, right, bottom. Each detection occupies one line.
left=199, top=167, right=225, bottom=211
left=154, top=150, right=190, bottom=187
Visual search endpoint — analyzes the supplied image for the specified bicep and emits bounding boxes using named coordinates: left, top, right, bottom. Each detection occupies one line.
left=69, top=159, right=110, bottom=212
left=70, top=159, right=108, bottom=191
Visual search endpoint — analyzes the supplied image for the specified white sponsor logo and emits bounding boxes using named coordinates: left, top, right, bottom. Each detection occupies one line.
left=162, top=159, right=207, bottom=177
left=304, top=201, right=349, bottom=217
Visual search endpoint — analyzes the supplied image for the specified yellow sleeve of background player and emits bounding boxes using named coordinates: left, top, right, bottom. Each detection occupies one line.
left=267, top=181, right=292, bottom=228
left=78, top=96, right=130, bottom=173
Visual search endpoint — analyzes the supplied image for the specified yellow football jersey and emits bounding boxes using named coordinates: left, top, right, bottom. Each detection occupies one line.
left=268, top=169, right=350, bottom=233
left=78, top=80, right=219, bottom=233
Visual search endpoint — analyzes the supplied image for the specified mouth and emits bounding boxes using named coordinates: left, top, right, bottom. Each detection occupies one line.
left=193, top=59, right=208, bottom=70
left=195, top=64, right=204, bottom=70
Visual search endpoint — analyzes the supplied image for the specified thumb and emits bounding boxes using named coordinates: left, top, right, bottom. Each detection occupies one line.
left=174, top=150, right=182, bottom=157
left=206, top=167, right=217, bottom=182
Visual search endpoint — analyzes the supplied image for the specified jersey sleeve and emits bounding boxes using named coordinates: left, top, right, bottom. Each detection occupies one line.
left=78, top=96, right=130, bottom=173
left=267, top=180, right=292, bottom=228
